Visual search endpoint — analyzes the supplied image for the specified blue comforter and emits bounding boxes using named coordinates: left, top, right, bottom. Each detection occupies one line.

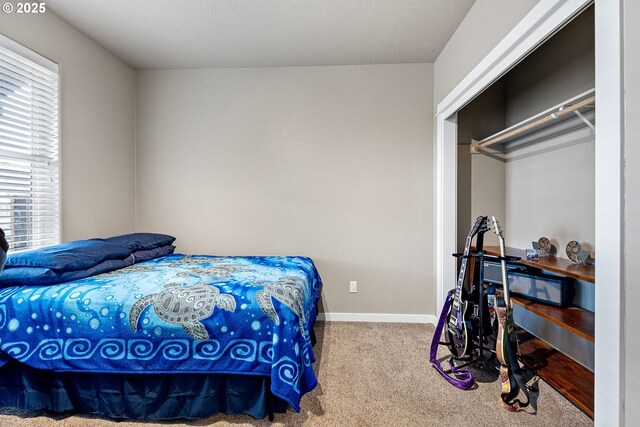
left=0, top=254, right=322, bottom=411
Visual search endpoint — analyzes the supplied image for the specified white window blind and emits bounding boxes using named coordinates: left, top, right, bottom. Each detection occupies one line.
left=0, top=36, right=59, bottom=251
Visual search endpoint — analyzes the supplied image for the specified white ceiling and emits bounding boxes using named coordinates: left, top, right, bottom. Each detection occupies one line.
left=48, top=0, right=475, bottom=70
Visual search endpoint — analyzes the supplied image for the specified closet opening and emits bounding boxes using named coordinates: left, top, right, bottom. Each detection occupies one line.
left=447, top=3, right=596, bottom=418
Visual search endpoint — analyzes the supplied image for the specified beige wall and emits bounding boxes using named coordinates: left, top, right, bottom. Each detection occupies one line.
left=624, top=0, right=639, bottom=422
left=502, top=6, right=595, bottom=257
left=433, top=0, right=540, bottom=106
left=505, top=130, right=595, bottom=255
left=0, top=11, right=136, bottom=241
left=458, top=83, right=506, bottom=248
left=503, top=6, right=594, bottom=127
left=135, top=64, right=434, bottom=315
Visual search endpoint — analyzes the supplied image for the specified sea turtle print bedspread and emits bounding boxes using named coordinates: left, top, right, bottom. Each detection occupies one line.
left=0, top=254, right=323, bottom=411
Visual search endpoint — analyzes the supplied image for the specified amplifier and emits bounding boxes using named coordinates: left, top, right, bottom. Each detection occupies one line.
left=483, top=260, right=574, bottom=307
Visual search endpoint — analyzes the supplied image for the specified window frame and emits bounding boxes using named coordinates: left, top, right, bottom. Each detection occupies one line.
left=0, top=33, right=60, bottom=251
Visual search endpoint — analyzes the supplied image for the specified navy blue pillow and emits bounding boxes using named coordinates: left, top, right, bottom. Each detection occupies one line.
left=4, top=240, right=132, bottom=271
left=131, top=244, right=175, bottom=263
left=104, top=233, right=175, bottom=252
left=0, top=256, right=134, bottom=287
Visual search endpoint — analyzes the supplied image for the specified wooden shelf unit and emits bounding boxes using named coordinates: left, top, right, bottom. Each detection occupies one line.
left=518, top=331, right=594, bottom=418
left=481, top=246, right=595, bottom=417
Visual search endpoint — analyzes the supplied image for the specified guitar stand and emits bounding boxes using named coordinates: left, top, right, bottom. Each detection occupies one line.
left=444, top=250, right=500, bottom=373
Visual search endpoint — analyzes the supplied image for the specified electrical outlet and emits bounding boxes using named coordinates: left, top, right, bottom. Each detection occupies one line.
left=350, top=281, right=357, bottom=293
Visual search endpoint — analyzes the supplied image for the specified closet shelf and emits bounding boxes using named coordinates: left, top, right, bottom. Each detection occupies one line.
left=471, top=88, right=595, bottom=155
left=517, top=330, right=594, bottom=417
left=484, top=246, right=595, bottom=283
left=494, top=290, right=595, bottom=343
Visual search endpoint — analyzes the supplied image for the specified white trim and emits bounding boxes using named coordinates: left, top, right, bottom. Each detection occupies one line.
left=57, top=66, right=63, bottom=243
left=317, top=312, right=436, bottom=324
left=594, top=0, right=624, bottom=425
left=435, top=115, right=457, bottom=318
left=434, top=0, right=625, bottom=423
left=0, top=33, right=58, bottom=73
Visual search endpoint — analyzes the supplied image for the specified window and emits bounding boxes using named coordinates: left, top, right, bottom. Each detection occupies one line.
left=0, top=35, right=59, bottom=251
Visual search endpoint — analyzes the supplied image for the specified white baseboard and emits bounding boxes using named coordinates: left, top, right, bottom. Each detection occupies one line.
left=316, top=312, right=436, bottom=324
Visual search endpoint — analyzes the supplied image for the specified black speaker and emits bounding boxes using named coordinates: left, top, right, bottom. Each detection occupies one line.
left=483, top=260, right=574, bottom=307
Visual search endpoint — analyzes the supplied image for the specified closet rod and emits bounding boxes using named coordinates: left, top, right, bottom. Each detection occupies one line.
left=471, top=95, right=596, bottom=153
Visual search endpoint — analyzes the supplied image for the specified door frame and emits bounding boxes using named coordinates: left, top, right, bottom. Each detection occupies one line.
left=434, top=0, right=624, bottom=423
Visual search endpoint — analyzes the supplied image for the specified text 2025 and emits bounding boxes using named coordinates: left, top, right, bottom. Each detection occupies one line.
left=17, top=3, right=46, bottom=14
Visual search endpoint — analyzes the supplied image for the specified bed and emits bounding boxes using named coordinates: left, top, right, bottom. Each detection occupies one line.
left=0, top=235, right=322, bottom=420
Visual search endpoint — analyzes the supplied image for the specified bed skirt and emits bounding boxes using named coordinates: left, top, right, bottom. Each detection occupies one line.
left=0, top=359, right=289, bottom=420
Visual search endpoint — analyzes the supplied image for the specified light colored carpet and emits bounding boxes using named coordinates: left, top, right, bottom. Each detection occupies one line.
left=0, top=321, right=592, bottom=427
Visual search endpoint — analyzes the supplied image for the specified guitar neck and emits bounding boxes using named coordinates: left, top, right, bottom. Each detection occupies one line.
left=454, top=236, right=472, bottom=298
left=471, top=232, right=484, bottom=291
left=499, top=238, right=510, bottom=305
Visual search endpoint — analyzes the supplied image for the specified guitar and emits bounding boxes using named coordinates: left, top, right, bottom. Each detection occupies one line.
left=491, top=216, right=514, bottom=365
left=491, top=216, right=530, bottom=411
left=445, top=215, right=489, bottom=357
